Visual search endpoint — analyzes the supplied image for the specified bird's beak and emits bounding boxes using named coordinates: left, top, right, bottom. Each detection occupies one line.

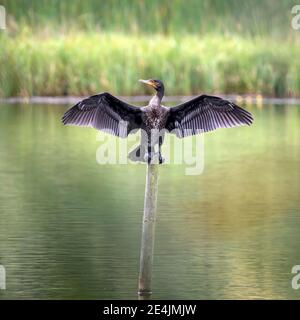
left=139, top=79, right=157, bottom=89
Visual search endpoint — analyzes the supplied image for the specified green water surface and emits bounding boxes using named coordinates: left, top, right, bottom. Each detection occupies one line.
left=0, top=103, right=299, bottom=299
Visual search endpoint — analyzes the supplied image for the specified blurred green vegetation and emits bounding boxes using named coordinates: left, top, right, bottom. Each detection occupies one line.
left=1, top=0, right=296, bottom=37
left=0, top=0, right=299, bottom=97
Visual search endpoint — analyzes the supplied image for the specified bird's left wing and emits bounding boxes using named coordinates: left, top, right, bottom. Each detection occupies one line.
left=165, top=95, right=253, bottom=138
left=61, top=92, right=142, bottom=137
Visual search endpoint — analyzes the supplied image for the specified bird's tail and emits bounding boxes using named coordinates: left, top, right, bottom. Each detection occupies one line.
left=128, top=145, right=146, bottom=162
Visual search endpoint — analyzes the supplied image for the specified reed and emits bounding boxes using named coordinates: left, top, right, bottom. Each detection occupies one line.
left=1, top=32, right=299, bottom=98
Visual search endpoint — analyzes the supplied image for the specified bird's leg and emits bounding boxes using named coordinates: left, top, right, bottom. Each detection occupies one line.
left=158, top=136, right=164, bottom=164
left=147, top=144, right=152, bottom=164
left=143, top=141, right=152, bottom=164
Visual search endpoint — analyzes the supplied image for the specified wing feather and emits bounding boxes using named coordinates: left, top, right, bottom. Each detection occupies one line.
left=61, top=92, right=142, bottom=137
left=166, top=95, right=253, bottom=137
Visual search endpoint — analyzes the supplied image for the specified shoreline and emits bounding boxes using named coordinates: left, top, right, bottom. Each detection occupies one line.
left=1, top=95, right=300, bottom=106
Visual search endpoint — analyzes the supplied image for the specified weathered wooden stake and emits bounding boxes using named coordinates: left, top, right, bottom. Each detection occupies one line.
left=138, top=163, right=159, bottom=298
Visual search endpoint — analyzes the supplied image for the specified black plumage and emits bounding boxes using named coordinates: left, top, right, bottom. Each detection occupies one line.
left=62, top=79, right=253, bottom=163
left=166, top=94, right=253, bottom=137
left=61, top=92, right=142, bottom=137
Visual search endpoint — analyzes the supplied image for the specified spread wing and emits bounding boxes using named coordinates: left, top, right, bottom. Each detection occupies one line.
left=61, top=92, right=142, bottom=137
left=166, top=95, right=253, bottom=138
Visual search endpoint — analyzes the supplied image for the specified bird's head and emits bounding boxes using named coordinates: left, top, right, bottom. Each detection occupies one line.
left=139, top=79, right=164, bottom=93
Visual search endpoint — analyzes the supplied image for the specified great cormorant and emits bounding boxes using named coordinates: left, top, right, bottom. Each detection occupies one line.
left=62, top=79, right=253, bottom=163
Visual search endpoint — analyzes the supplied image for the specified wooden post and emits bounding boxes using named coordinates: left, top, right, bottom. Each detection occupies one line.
left=138, top=163, right=159, bottom=298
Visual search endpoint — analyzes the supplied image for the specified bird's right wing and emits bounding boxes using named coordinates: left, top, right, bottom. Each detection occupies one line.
left=165, top=95, right=253, bottom=137
left=61, top=92, right=142, bottom=137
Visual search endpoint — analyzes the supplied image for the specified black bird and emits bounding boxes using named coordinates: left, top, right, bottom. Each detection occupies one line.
left=62, top=79, right=253, bottom=164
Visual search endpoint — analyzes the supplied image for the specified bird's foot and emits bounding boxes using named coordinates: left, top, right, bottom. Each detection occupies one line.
left=146, top=152, right=164, bottom=164
left=159, top=154, right=165, bottom=164
left=144, top=153, right=152, bottom=164
left=144, top=152, right=164, bottom=164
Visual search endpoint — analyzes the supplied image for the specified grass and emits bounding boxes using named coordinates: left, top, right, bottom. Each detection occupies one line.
left=0, top=0, right=299, bottom=97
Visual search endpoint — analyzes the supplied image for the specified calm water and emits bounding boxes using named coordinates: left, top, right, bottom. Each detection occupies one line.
left=0, top=102, right=299, bottom=299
